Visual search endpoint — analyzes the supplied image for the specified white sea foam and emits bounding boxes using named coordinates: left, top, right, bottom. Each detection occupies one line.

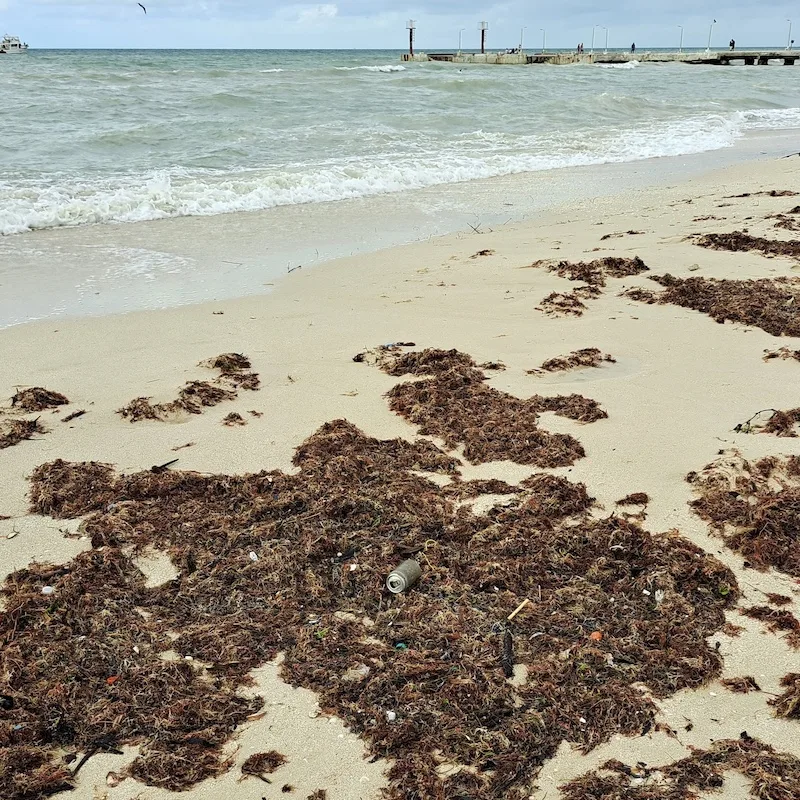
left=335, top=64, right=406, bottom=72
left=600, top=60, right=640, bottom=69
left=0, top=110, right=768, bottom=236
left=259, top=68, right=285, bottom=73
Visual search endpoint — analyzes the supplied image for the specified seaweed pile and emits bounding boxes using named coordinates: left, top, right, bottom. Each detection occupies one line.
left=688, top=451, right=800, bottom=577
left=627, top=275, right=800, bottom=337
left=118, top=353, right=259, bottom=422
left=379, top=349, right=607, bottom=466
left=11, top=389, right=69, bottom=413
left=241, top=750, right=288, bottom=782
left=0, top=419, right=46, bottom=450
left=561, top=734, right=800, bottom=800
left=532, top=348, right=616, bottom=374
left=532, top=257, right=648, bottom=317
left=772, top=674, right=800, bottom=719
left=764, top=347, right=800, bottom=362
left=534, top=257, right=649, bottom=287
left=1, top=414, right=737, bottom=799
left=695, top=231, right=800, bottom=260
left=741, top=606, right=800, bottom=649
left=537, top=287, right=599, bottom=317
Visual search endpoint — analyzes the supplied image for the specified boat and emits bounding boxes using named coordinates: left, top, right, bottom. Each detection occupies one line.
left=0, top=35, right=29, bottom=54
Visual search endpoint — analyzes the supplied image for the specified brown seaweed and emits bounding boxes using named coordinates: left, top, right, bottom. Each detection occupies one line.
left=695, top=231, right=800, bottom=259
left=11, top=388, right=69, bottom=413
left=741, top=605, right=800, bottom=648
left=771, top=673, right=800, bottom=719
left=562, top=735, right=800, bottom=800
left=118, top=353, right=258, bottom=422
left=532, top=256, right=649, bottom=288
left=689, top=452, right=800, bottom=577
left=532, top=348, right=616, bottom=374
left=637, top=274, right=800, bottom=337
left=379, top=349, right=607, bottom=466
left=0, top=410, right=738, bottom=799
left=241, top=750, right=288, bottom=781
left=0, top=419, right=46, bottom=450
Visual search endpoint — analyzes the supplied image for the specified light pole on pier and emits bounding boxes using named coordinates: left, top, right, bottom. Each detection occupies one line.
left=540, top=28, right=546, bottom=53
left=479, top=21, right=488, bottom=54
left=678, top=25, right=684, bottom=53
left=407, top=19, right=416, bottom=57
left=520, top=26, right=527, bottom=52
left=788, top=20, right=793, bottom=50
left=458, top=27, right=465, bottom=54
left=706, top=19, right=716, bottom=53
left=591, top=24, right=599, bottom=54
left=602, top=26, right=608, bottom=54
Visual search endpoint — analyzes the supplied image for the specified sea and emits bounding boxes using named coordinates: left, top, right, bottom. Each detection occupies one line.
left=1, top=48, right=799, bottom=326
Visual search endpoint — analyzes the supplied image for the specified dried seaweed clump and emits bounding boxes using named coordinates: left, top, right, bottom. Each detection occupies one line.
left=11, top=388, right=69, bottom=412
left=689, top=451, right=800, bottom=577
left=0, top=418, right=46, bottom=450
left=534, top=348, right=616, bottom=373
left=696, top=231, right=800, bottom=260
left=534, top=256, right=649, bottom=288
left=222, top=412, right=247, bottom=427
left=537, top=289, right=593, bottom=317
left=561, top=735, right=800, bottom=800
left=720, top=675, right=761, bottom=693
left=4, top=417, right=738, bottom=800
left=761, top=407, right=800, bottom=437
left=771, top=673, right=800, bottom=719
left=641, top=274, right=800, bottom=337
left=242, top=750, right=288, bottom=781
left=741, top=605, right=800, bottom=649
left=764, top=346, right=800, bottom=362
left=118, top=353, right=258, bottom=422
left=619, top=286, right=657, bottom=303
left=378, top=348, right=607, bottom=466
left=616, top=493, right=649, bottom=506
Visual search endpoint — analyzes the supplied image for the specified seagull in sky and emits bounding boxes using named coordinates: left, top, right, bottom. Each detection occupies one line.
left=138, top=3, right=147, bottom=13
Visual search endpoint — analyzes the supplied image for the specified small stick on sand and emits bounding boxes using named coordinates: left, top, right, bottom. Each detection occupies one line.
left=507, top=598, right=531, bottom=621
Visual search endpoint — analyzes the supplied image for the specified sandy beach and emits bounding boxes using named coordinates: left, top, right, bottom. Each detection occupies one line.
left=2, top=153, right=800, bottom=799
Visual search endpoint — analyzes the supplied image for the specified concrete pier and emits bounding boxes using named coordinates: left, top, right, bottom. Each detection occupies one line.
left=402, top=50, right=799, bottom=66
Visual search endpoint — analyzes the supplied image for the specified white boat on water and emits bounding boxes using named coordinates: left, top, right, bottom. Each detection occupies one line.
left=0, top=35, right=29, bottom=54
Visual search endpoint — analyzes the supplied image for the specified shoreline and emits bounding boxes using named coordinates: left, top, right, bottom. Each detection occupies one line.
left=2, top=153, right=800, bottom=799
left=2, top=127, right=798, bottom=331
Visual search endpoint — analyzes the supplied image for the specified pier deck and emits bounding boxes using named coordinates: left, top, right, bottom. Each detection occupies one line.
left=403, top=50, right=799, bottom=66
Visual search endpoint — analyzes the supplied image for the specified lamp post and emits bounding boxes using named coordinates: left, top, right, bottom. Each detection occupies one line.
left=706, top=19, right=716, bottom=53
left=407, top=19, right=416, bottom=57
left=458, top=27, right=465, bottom=54
left=520, top=26, right=526, bottom=52
left=540, top=28, right=546, bottom=53
left=479, top=21, right=488, bottom=54
left=678, top=25, right=684, bottom=53
left=591, top=24, right=599, bottom=54
left=602, top=26, right=608, bottom=54
left=788, top=20, right=793, bottom=50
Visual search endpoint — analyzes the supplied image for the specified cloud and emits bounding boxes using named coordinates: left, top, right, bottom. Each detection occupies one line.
left=295, top=3, right=338, bottom=24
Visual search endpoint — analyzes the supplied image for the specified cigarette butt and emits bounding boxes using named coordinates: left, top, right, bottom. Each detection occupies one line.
left=507, top=598, right=531, bottom=621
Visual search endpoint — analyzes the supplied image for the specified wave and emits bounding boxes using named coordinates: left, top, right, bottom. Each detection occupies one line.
left=334, top=65, right=407, bottom=73
left=0, top=109, right=796, bottom=236
left=600, top=60, right=640, bottom=69
left=259, top=68, right=285, bottom=73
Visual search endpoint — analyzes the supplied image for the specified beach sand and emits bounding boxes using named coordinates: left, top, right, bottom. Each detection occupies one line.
left=2, top=154, right=800, bottom=799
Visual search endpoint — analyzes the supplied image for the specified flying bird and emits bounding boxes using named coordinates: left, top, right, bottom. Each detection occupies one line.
left=138, top=3, right=147, bottom=13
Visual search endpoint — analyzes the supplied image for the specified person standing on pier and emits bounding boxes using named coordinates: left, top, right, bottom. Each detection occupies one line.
left=631, top=43, right=636, bottom=53
left=729, top=38, right=735, bottom=50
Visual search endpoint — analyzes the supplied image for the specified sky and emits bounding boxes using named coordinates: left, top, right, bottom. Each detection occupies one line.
left=1, top=0, right=796, bottom=49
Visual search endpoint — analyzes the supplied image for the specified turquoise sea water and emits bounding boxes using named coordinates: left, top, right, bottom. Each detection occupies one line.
left=1, top=48, right=799, bottom=236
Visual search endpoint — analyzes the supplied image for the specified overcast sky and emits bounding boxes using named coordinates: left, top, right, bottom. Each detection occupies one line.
left=2, top=1, right=796, bottom=49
